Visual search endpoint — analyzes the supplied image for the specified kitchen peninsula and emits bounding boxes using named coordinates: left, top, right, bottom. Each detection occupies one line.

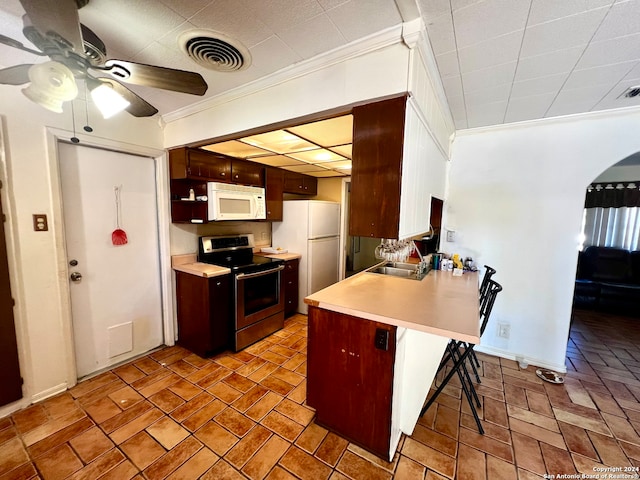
left=304, top=267, right=480, bottom=461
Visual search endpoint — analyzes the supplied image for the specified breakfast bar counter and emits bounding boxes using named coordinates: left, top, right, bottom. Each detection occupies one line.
left=304, top=267, right=480, bottom=461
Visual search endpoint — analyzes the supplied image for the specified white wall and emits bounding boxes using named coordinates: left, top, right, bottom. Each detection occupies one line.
left=441, top=108, right=640, bottom=371
left=594, top=164, right=640, bottom=182
left=0, top=87, right=163, bottom=415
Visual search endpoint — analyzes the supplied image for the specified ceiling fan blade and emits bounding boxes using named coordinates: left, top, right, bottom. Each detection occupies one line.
left=0, top=64, right=33, bottom=85
left=95, top=78, right=159, bottom=117
left=20, top=0, right=84, bottom=53
left=0, top=34, right=45, bottom=55
left=102, top=60, right=208, bottom=96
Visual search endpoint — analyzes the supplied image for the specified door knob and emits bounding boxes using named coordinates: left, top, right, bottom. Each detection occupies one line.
left=70, top=272, right=83, bottom=282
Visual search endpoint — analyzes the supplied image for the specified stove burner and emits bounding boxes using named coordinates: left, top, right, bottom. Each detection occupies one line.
left=198, top=234, right=283, bottom=274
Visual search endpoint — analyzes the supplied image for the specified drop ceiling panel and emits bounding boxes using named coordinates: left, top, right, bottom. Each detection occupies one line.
left=322, top=160, right=352, bottom=169
left=510, top=73, right=568, bottom=98
left=593, top=82, right=640, bottom=110
left=330, top=145, right=352, bottom=158
left=287, top=149, right=346, bottom=163
left=276, top=14, right=346, bottom=59
left=458, top=31, right=523, bottom=73
left=238, top=0, right=324, bottom=34
left=527, top=0, right=613, bottom=26
left=453, top=0, right=530, bottom=49
left=465, top=84, right=512, bottom=107
left=190, top=1, right=273, bottom=48
left=466, top=101, right=508, bottom=128
left=435, top=51, right=461, bottom=77
left=250, top=156, right=306, bottom=167
left=461, top=62, right=517, bottom=92
left=546, top=83, right=613, bottom=116
left=202, top=141, right=271, bottom=158
left=325, top=0, right=402, bottom=42
left=287, top=116, right=353, bottom=146
left=575, top=33, right=640, bottom=70
left=282, top=164, right=329, bottom=173
left=442, top=76, right=464, bottom=99
left=592, top=0, right=640, bottom=42
left=311, top=170, right=346, bottom=177
left=417, top=0, right=451, bottom=22
left=563, top=61, right=638, bottom=90
left=504, top=93, right=557, bottom=123
left=424, top=12, right=456, bottom=56
left=241, top=130, right=317, bottom=154
left=246, top=35, right=302, bottom=74
left=519, top=8, right=610, bottom=58
left=514, top=47, right=585, bottom=81
left=158, top=0, right=211, bottom=18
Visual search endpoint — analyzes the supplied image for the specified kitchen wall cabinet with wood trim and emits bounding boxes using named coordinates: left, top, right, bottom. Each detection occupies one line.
left=170, top=147, right=232, bottom=182
left=283, top=258, right=299, bottom=317
left=283, top=171, right=317, bottom=195
left=231, top=158, right=264, bottom=186
left=350, top=95, right=446, bottom=240
left=175, top=271, right=231, bottom=357
left=265, top=167, right=284, bottom=221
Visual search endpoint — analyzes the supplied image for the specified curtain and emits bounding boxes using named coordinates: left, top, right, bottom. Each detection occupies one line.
left=582, top=181, right=640, bottom=251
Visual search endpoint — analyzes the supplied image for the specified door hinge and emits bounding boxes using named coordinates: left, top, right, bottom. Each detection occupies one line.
left=2, top=214, right=5, bottom=223
left=0, top=179, right=3, bottom=189
left=12, top=297, right=15, bottom=306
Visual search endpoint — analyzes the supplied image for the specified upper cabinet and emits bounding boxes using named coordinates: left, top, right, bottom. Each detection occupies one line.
left=170, top=147, right=232, bottom=182
left=265, top=167, right=284, bottom=221
left=350, top=96, right=446, bottom=239
left=350, top=97, right=405, bottom=239
left=231, top=159, right=264, bottom=186
left=283, top=171, right=318, bottom=195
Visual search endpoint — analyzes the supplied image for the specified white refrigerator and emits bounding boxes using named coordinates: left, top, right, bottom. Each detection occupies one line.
left=272, top=200, right=341, bottom=314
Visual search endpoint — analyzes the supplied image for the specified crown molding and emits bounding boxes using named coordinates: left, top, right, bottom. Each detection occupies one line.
left=456, top=104, right=640, bottom=137
left=163, top=25, right=406, bottom=124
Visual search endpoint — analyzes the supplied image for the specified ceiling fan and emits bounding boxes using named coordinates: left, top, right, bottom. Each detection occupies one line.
left=0, top=0, right=208, bottom=117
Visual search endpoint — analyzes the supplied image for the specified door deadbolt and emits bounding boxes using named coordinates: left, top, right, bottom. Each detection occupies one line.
left=69, top=259, right=78, bottom=266
left=70, top=272, right=83, bottom=282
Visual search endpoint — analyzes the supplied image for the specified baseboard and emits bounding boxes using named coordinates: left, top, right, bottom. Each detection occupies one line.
left=30, top=383, right=69, bottom=404
left=474, top=345, right=568, bottom=374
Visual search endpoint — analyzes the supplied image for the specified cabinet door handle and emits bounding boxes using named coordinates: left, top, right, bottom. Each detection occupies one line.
left=216, top=281, right=222, bottom=286
left=235, top=174, right=239, bottom=179
left=220, top=172, right=226, bottom=176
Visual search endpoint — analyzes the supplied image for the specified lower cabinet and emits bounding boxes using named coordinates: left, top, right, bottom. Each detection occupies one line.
left=307, top=306, right=396, bottom=459
left=175, top=272, right=231, bottom=357
left=284, top=258, right=299, bottom=317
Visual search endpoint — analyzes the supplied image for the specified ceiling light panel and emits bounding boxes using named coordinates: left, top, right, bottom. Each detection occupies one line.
left=241, top=130, right=317, bottom=154
left=321, top=160, right=352, bottom=169
left=330, top=144, right=352, bottom=158
left=311, top=170, right=347, bottom=177
left=288, top=115, right=353, bottom=146
left=248, top=155, right=306, bottom=167
left=287, top=148, right=345, bottom=163
left=201, top=141, right=270, bottom=158
left=282, top=164, right=329, bottom=173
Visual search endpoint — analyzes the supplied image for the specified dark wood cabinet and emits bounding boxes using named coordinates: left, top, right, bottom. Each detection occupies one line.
left=307, top=306, right=396, bottom=459
left=170, top=179, right=208, bottom=224
left=231, top=159, right=264, bottom=186
left=283, top=171, right=318, bottom=195
left=175, top=272, right=231, bottom=357
left=284, top=258, right=299, bottom=317
left=265, top=167, right=284, bottom=221
left=169, top=147, right=231, bottom=182
left=350, top=96, right=406, bottom=238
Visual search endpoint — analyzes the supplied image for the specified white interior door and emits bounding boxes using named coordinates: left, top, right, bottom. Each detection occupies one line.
left=59, top=142, right=163, bottom=378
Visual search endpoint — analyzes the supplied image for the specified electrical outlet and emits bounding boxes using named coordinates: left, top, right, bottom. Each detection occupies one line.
left=261, top=232, right=268, bottom=241
left=33, top=214, right=48, bottom=231
left=374, top=328, right=389, bottom=350
left=498, top=323, right=510, bottom=339
left=446, top=230, right=455, bottom=242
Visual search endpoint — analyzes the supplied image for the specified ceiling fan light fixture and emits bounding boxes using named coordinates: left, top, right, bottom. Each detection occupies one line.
left=22, top=61, right=78, bottom=113
left=91, top=83, right=130, bottom=118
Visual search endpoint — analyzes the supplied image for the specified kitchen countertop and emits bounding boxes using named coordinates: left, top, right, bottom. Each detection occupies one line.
left=305, top=267, right=480, bottom=343
left=171, top=254, right=231, bottom=278
left=255, top=251, right=302, bottom=261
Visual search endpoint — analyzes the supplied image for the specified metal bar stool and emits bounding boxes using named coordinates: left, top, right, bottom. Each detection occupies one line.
left=420, top=279, right=502, bottom=434
left=466, top=265, right=497, bottom=380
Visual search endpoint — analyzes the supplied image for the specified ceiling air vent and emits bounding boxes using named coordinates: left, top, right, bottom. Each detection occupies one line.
left=179, top=30, right=251, bottom=72
left=622, top=86, right=640, bottom=98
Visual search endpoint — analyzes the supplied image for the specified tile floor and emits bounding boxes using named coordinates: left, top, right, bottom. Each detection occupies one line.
left=2, top=309, right=640, bottom=479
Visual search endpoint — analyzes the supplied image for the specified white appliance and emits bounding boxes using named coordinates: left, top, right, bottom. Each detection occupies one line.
left=272, top=200, right=341, bottom=314
left=207, top=182, right=266, bottom=221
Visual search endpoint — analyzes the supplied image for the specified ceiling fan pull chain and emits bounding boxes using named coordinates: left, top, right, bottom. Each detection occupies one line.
left=70, top=101, right=79, bottom=143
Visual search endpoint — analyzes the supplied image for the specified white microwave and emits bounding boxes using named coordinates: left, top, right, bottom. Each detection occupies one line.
left=207, top=182, right=266, bottom=221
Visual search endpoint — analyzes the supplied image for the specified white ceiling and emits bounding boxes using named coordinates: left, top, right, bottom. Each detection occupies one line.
left=1, top=0, right=640, bottom=130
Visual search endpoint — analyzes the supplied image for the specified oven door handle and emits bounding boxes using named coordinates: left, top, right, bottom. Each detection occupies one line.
left=235, top=264, right=284, bottom=280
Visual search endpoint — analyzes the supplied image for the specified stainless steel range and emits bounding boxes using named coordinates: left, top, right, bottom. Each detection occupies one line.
left=198, top=234, right=284, bottom=351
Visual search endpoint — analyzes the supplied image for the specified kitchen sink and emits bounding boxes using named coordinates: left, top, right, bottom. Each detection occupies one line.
left=367, top=262, right=427, bottom=280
